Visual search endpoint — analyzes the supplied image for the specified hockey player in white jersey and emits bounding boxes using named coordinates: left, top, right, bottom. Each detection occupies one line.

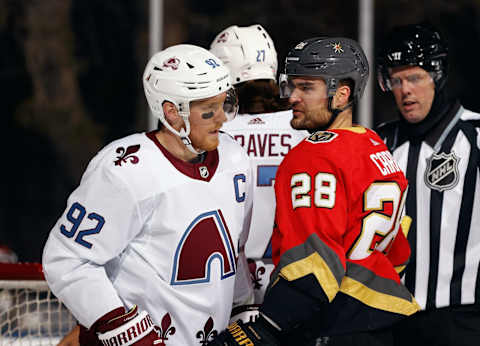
left=42, top=44, right=253, bottom=345
left=210, top=25, right=308, bottom=307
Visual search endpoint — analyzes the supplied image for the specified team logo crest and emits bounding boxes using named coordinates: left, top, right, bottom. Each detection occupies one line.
left=307, top=131, right=338, bottom=144
left=216, top=32, right=229, bottom=43
left=331, top=42, right=344, bottom=54
left=162, top=57, right=180, bottom=70
left=424, top=151, right=460, bottom=191
left=199, top=166, right=209, bottom=179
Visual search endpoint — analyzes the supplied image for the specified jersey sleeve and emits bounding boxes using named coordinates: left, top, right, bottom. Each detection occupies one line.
left=42, top=162, right=147, bottom=328
left=387, top=215, right=412, bottom=274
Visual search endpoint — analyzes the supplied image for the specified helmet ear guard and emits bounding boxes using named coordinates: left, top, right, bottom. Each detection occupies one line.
left=376, top=22, right=448, bottom=92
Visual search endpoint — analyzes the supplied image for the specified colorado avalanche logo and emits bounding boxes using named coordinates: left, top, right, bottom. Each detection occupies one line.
left=424, top=151, right=460, bottom=191
left=216, top=32, right=229, bottom=43
left=171, top=210, right=236, bottom=285
left=162, top=57, right=180, bottom=70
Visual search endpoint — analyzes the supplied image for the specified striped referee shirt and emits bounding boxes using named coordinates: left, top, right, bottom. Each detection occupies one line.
left=377, top=101, right=480, bottom=310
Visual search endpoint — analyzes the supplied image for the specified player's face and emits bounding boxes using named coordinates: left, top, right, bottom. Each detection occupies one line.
left=389, top=66, right=435, bottom=124
left=188, top=92, right=228, bottom=152
left=287, top=77, right=331, bottom=131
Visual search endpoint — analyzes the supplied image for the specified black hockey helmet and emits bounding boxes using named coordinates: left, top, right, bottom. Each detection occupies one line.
left=377, top=22, right=448, bottom=92
left=279, top=37, right=369, bottom=105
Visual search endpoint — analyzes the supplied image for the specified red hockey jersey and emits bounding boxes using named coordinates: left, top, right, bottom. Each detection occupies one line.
left=272, top=127, right=419, bottom=318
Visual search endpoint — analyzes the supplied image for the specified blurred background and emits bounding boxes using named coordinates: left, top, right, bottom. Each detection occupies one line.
left=2, top=0, right=480, bottom=262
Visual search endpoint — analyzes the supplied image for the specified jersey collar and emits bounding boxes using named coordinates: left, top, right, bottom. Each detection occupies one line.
left=146, top=131, right=219, bottom=182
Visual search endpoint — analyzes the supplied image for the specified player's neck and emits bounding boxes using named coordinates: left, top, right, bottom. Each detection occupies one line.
left=329, top=109, right=353, bottom=129
left=154, top=130, right=198, bottom=162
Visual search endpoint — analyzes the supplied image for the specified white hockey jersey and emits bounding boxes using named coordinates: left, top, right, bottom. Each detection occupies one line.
left=42, top=132, right=253, bottom=345
left=221, top=110, right=307, bottom=302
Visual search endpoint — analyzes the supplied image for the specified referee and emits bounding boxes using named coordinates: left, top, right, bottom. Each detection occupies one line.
left=376, top=22, right=480, bottom=345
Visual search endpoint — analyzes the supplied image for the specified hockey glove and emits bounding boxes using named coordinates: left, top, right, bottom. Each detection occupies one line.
left=79, top=305, right=162, bottom=346
left=207, top=315, right=281, bottom=346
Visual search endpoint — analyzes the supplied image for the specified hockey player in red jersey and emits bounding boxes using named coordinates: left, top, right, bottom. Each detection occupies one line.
left=208, top=37, right=419, bottom=346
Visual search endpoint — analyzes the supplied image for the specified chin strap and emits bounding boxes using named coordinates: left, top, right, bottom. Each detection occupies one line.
left=310, top=97, right=352, bottom=133
left=160, top=115, right=205, bottom=155
left=179, top=128, right=206, bottom=155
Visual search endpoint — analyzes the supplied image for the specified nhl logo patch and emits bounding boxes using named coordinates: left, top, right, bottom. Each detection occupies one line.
left=199, top=166, right=209, bottom=179
left=306, top=131, right=338, bottom=144
left=424, top=151, right=460, bottom=191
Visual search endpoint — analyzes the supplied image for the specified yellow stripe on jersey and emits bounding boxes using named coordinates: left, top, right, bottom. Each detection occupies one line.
left=400, top=215, right=412, bottom=237
left=338, top=126, right=367, bottom=134
left=340, top=276, right=420, bottom=316
left=279, top=252, right=341, bottom=302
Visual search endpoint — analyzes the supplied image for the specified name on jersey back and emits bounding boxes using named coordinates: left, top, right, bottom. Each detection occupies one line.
left=233, top=134, right=293, bottom=157
left=370, top=150, right=402, bottom=176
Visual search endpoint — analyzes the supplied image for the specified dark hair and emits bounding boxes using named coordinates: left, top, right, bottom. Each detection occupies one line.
left=339, top=78, right=355, bottom=103
left=236, top=79, right=290, bottom=114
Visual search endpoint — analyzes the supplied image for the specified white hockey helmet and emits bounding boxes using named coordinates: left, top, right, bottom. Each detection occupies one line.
left=210, top=24, right=278, bottom=85
left=143, top=44, right=237, bottom=153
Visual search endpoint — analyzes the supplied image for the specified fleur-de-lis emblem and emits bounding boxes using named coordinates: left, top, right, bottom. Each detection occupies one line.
left=196, top=317, right=218, bottom=345
left=114, top=144, right=140, bottom=166
left=331, top=42, right=344, bottom=54
left=154, top=313, right=176, bottom=345
left=248, top=259, right=266, bottom=290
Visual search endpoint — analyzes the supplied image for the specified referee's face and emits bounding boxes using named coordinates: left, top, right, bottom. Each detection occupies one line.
left=389, top=66, right=435, bottom=124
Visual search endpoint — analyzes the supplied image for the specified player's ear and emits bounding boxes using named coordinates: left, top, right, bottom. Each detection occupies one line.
left=333, top=85, right=351, bottom=109
left=162, top=101, right=183, bottom=128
